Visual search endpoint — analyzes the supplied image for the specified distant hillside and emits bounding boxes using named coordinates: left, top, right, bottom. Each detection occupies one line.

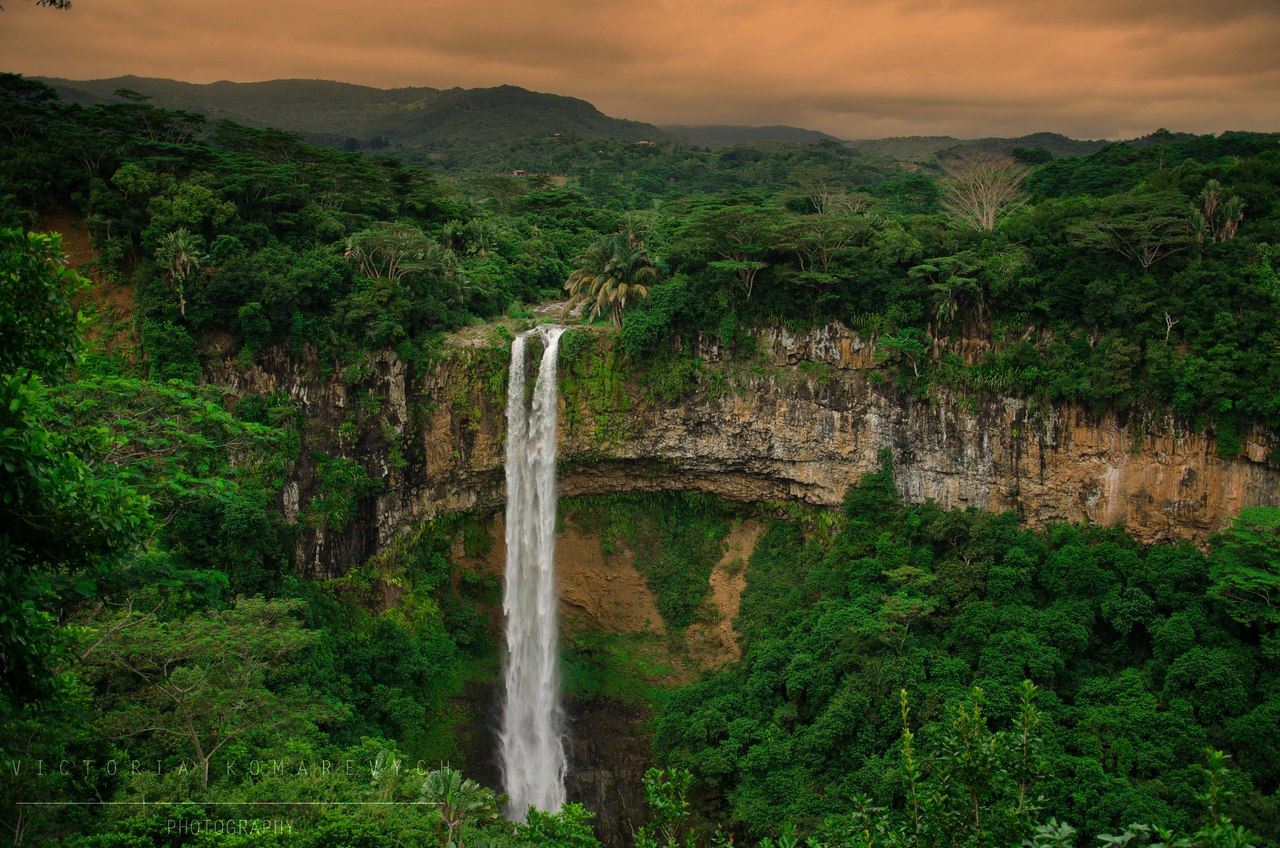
left=36, top=76, right=667, bottom=151
left=848, top=132, right=1110, bottom=161
left=662, top=124, right=842, bottom=148
left=37, top=76, right=1207, bottom=165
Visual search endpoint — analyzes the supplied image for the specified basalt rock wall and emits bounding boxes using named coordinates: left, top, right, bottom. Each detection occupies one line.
left=203, top=323, right=1280, bottom=579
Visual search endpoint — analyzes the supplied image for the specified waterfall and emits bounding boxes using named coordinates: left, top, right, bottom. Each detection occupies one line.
left=499, top=325, right=567, bottom=821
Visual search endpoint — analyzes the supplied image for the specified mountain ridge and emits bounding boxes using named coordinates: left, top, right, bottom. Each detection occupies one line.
left=35, top=75, right=668, bottom=151
left=37, top=75, right=1198, bottom=161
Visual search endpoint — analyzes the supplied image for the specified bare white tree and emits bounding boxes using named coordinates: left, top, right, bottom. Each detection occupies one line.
left=938, top=149, right=1027, bottom=231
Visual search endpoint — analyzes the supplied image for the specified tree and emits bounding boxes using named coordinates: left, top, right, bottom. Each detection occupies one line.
left=343, top=221, right=447, bottom=283
left=420, top=766, right=502, bottom=847
left=938, top=149, right=1026, bottom=231
left=793, top=165, right=873, bottom=215
left=1067, top=191, right=1190, bottom=269
left=1, top=229, right=150, bottom=705
left=1, top=229, right=82, bottom=375
left=786, top=214, right=868, bottom=279
left=1210, top=507, right=1280, bottom=661
left=565, top=228, right=656, bottom=326
left=879, top=563, right=937, bottom=650
left=87, top=597, right=321, bottom=788
left=441, top=216, right=503, bottom=257
left=634, top=768, right=693, bottom=848
left=522, top=804, right=602, bottom=848
left=877, top=327, right=930, bottom=378
left=910, top=247, right=1028, bottom=344
left=1192, top=179, right=1245, bottom=244
left=154, top=227, right=205, bottom=317
left=672, top=201, right=784, bottom=302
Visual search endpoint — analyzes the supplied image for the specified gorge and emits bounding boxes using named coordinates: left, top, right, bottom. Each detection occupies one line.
left=200, top=320, right=1280, bottom=843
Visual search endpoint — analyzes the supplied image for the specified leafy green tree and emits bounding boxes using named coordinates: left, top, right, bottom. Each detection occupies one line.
left=86, top=597, right=322, bottom=788
left=784, top=213, right=867, bottom=285
left=1, top=229, right=150, bottom=704
left=0, top=228, right=82, bottom=374
left=635, top=767, right=694, bottom=848
left=1210, top=507, right=1280, bottom=660
left=343, top=221, right=450, bottom=283
left=1192, top=180, right=1245, bottom=245
left=138, top=318, right=201, bottom=381
left=1067, top=191, right=1190, bottom=269
left=877, top=327, right=930, bottom=378
left=521, top=804, right=602, bottom=848
left=141, top=179, right=234, bottom=251
left=670, top=200, right=784, bottom=302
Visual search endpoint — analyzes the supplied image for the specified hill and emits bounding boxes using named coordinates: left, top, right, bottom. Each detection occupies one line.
left=848, top=131, right=1110, bottom=161
left=36, top=75, right=1214, bottom=167
left=661, top=123, right=842, bottom=148
left=35, top=75, right=667, bottom=151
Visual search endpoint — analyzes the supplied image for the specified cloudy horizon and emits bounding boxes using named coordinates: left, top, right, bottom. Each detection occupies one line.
left=2, top=0, right=1278, bottom=139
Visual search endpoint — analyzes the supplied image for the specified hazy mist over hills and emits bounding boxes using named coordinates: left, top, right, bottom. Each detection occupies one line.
left=38, top=75, right=1205, bottom=162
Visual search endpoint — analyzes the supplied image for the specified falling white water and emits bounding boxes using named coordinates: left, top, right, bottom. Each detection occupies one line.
left=499, top=325, right=567, bottom=821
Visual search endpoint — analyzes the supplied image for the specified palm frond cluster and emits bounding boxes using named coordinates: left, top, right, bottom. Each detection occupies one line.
left=564, top=228, right=656, bottom=326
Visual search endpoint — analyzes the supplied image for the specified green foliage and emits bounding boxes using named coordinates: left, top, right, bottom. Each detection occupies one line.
left=558, top=331, right=633, bottom=443
left=421, top=765, right=502, bottom=846
left=561, top=631, right=673, bottom=705
left=85, top=596, right=323, bottom=788
left=643, top=354, right=706, bottom=406
left=565, top=228, right=657, bottom=326
left=47, top=372, right=291, bottom=593
left=877, top=327, right=930, bottom=380
left=306, top=454, right=382, bottom=532
left=5, top=73, right=1280, bottom=848
left=635, top=767, right=695, bottom=848
left=0, top=228, right=84, bottom=375
left=0, top=76, right=588, bottom=371
left=1210, top=507, right=1280, bottom=661
left=655, top=466, right=1280, bottom=843
left=1066, top=190, right=1191, bottom=270
left=620, top=275, right=696, bottom=360
left=1, top=228, right=151, bottom=705
left=522, top=804, right=602, bottom=848
left=11, top=75, right=1280, bottom=431
left=139, top=319, right=201, bottom=382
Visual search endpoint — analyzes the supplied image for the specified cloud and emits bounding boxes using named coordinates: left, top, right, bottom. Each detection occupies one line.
left=897, top=0, right=1279, bottom=28
left=2, top=0, right=1277, bottom=138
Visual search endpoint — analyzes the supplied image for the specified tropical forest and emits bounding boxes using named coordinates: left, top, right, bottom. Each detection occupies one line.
left=1, top=4, right=1279, bottom=846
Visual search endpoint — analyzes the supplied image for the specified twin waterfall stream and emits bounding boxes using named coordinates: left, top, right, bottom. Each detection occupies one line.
left=499, top=325, right=568, bottom=821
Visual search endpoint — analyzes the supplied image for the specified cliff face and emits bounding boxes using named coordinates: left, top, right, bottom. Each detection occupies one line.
left=204, top=323, right=1280, bottom=579
left=452, top=515, right=761, bottom=675
left=204, top=322, right=1280, bottom=848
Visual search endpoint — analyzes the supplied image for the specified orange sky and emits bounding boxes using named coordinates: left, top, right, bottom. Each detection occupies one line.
left=3, top=0, right=1279, bottom=138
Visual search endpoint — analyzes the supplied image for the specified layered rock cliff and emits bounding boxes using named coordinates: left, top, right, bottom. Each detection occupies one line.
left=203, top=322, right=1280, bottom=580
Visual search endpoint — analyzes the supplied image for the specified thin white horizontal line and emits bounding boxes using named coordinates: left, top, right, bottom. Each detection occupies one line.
left=18, top=801, right=429, bottom=806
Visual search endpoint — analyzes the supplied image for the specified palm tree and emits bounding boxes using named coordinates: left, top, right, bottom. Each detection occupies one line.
left=564, top=229, right=656, bottom=326
left=421, top=767, right=500, bottom=848
left=155, top=228, right=205, bottom=317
